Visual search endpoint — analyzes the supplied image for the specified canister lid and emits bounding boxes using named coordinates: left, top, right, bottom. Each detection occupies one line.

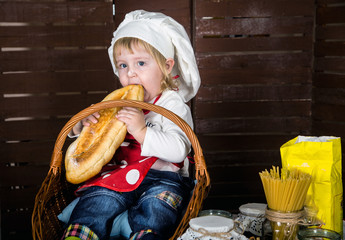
left=189, top=216, right=234, bottom=233
left=239, top=203, right=267, bottom=217
left=297, top=228, right=341, bottom=240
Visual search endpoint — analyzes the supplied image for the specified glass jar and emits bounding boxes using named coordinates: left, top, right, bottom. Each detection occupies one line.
left=235, top=203, right=268, bottom=237
left=198, top=209, right=232, bottom=218
left=270, top=219, right=298, bottom=240
left=297, top=228, right=341, bottom=240
left=264, top=208, right=303, bottom=240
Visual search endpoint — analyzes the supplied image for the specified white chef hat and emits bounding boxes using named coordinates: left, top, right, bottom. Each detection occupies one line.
left=108, top=10, right=200, bottom=102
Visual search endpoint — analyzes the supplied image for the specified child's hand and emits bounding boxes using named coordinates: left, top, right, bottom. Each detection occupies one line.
left=116, top=107, right=146, bottom=144
left=81, top=112, right=100, bottom=127
left=72, top=112, right=100, bottom=135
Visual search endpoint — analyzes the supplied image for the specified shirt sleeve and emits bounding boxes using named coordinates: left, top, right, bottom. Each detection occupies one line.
left=141, top=96, right=193, bottom=163
left=67, top=121, right=82, bottom=138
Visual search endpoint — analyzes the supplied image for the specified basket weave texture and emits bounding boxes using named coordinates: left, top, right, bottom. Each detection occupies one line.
left=32, top=100, right=210, bottom=240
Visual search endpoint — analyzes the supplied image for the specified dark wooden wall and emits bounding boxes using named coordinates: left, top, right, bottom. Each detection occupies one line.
left=0, top=1, right=116, bottom=239
left=312, top=0, right=345, bottom=136
left=194, top=0, right=314, bottom=210
left=0, top=0, right=344, bottom=239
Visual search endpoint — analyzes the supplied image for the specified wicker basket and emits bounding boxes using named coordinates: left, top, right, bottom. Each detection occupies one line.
left=32, top=100, right=210, bottom=240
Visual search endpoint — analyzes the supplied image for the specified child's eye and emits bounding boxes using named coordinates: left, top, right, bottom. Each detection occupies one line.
left=119, top=63, right=127, bottom=69
left=138, top=61, right=145, bottom=66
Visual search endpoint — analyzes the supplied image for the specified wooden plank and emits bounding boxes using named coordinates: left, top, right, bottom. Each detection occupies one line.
left=0, top=140, right=73, bottom=164
left=195, top=0, right=314, bottom=18
left=114, top=0, right=191, bottom=35
left=198, top=67, right=312, bottom=85
left=313, top=103, right=345, bottom=122
left=2, top=210, right=33, bottom=240
left=0, top=49, right=111, bottom=72
left=316, top=25, right=345, bottom=40
left=314, top=73, right=345, bottom=88
left=194, top=101, right=311, bottom=119
left=2, top=231, right=32, bottom=240
left=114, top=0, right=190, bottom=18
left=1, top=186, right=38, bottom=209
left=0, top=119, right=67, bottom=142
left=195, top=117, right=311, bottom=134
left=207, top=165, right=268, bottom=185
left=316, top=6, right=345, bottom=24
left=198, top=134, right=296, bottom=152
left=0, top=141, right=53, bottom=164
left=0, top=165, right=49, bottom=186
left=0, top=2, right=113, bottom=23
left=209, top=181, right=265, bottom=197
left=315, top=57, right=345, bottom=72
left=196, top=17, right=314, bottom=37
left=1, top=93, right=105, bottom=119
left=196, top=85, right=312, bottom=102
left=0, top=25, right=114, bottom=48
left=197, top=52, right=313, bottom=71
left=1, top=119, right=75, bottom=141
left=314, top=87, right=345, bottom=105
left=1, top=71, right=117, bottom=94
left=195, top=35, right=313, bottom=52
left=312, top=121, right=345, bottom=137
left=315, top=41, right=345, bottom=57
left=202, top=195, right=267, bottom=213
left=316, top=0, right=345, bottom=4
left=203, top=150, right=282, bottom=166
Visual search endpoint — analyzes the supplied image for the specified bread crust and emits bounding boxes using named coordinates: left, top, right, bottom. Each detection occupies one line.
left=65, top=85, right=144, bottom=184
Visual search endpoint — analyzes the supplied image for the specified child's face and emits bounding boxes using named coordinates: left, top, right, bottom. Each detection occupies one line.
left=115, top=44, right=171, bottom=102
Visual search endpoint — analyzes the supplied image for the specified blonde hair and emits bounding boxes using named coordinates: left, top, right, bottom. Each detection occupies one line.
left=113, top=37, right=178, bottom=91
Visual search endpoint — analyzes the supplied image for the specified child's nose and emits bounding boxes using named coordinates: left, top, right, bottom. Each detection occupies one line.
left=127, top=68, right=136, bottom=77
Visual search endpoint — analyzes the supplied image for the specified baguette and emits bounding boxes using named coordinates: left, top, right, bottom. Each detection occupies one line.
left=65, top=85, right=144, bottom=184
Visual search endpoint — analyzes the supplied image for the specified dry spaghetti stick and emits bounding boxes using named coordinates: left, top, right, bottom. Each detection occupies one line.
left=277, top=179, right=285, bottom=210
left=288, top=179, right=304, bottom=211
left=295, top=176, right=311, bottom=210
left=285, top=179, right=296, bottom=211
left=295, top=176, right=311, bottom=211
left=267, top=177, right=273, bottom=208
left=273, top=178, right=280, bottom=209
left=280, top=178, right=291, bottom=211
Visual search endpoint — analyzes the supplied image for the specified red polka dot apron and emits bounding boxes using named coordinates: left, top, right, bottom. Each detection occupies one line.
left=77, top=133, right=158, bottom=193
left=76, top=95, right=161, bottom=193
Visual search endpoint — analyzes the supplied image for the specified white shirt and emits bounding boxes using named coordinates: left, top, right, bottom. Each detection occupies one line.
left=142, top=90, right=193, bottom=177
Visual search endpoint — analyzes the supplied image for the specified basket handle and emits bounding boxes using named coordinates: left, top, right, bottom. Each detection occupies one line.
left=50, top=100, right=210, bottom=186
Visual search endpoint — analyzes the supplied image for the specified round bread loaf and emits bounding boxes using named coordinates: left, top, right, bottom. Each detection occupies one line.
left=65, top=85, right=144, bottom=184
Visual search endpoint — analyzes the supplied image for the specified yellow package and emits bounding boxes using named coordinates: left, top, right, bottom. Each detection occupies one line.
left=280, top=136, right=342, bottom=234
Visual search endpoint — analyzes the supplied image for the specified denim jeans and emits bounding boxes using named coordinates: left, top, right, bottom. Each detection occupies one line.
left=68, top=169, right=194, bottom=240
